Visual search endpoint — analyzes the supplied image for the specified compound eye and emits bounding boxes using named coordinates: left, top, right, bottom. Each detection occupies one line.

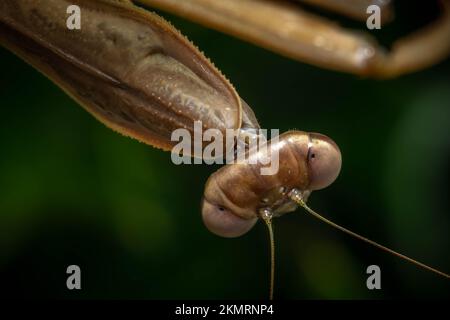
left=201, top=199, right=258, bottom=238
left=307, top=133, right=342, bottom=191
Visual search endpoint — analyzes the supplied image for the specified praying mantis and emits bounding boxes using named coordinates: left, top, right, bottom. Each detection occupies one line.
left=0, top=0, right=449, bottom=299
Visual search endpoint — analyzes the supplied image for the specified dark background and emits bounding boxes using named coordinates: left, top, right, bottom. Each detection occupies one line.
left=0, top=0, right=449, bottom=299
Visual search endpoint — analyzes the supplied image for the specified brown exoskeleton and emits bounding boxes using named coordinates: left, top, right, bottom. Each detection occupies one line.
left=143, top=0, right=450, bottom=77
left=0, top=0, right=449, bottom=299
left=202, top=131, right=342, bottom=238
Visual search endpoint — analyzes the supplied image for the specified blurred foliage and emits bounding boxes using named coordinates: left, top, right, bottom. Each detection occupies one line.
left=0, top=1, right=449, bottom=299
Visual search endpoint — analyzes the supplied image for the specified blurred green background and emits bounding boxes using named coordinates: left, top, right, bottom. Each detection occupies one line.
left=0, top=1, right=449, bottom=299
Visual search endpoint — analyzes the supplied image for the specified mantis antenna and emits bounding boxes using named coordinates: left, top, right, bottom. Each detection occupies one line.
left=260, top=208, right=275, bottom=300
left=288, top=188, right=450, bottom=280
